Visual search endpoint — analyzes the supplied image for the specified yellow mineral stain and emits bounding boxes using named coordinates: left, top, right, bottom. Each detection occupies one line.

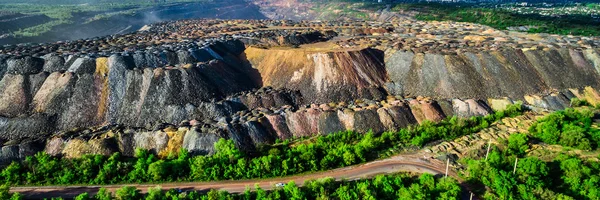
left=583, top=86, right=600, bottom=106
left=63, top=139, right=89, bottom=159
left=158, top=128, right=187, bottom=158
left=96, top=57, right=110, bottom=122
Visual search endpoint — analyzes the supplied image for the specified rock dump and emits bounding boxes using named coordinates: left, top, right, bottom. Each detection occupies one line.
left=1, top=19, right=600, bottom=163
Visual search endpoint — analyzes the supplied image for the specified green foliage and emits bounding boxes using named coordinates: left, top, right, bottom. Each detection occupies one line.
left=75, top=193, right=91, bottom=200
left=465, top=148, right=600, bottom=200
left=0, top=104, right=523, bottom=186
left=115, top=186, right=142, bottom=200
left=529, top=108, right=600, bottom=150
left=571, top=98, right=591, bottom=107
left=0, top=185, right=8, bottom=199
left=95, top=188, right=113, bottom=200
left=0, top=0, right=212, bottom=37
left=465, top=129, right=600, bottom=200
left=395, top=3, right=600, bottom=36
left=13, top=20, right=71, bottom=37
left=506, top=133, right=530, bottom=157
left=66, top=173, right=460, bottom=200
left=145, top=187, right=166, bottom=200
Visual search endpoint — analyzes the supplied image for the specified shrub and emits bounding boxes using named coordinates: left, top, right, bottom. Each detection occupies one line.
left=571, top=98, right=591, bottom=107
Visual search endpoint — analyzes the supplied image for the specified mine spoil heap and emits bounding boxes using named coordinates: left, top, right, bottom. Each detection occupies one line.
left=1, top=19, right=600, bottom=163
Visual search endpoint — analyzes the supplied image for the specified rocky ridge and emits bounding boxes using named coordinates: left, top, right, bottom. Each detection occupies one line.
left=1, top=19, right=600, bottom=163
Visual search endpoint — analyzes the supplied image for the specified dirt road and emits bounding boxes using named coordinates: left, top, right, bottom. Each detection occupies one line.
left=11, top=155, right=456, bottom=199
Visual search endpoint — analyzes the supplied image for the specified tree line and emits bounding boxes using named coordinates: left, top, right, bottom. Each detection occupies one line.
left=529, top=106, right=600, bottom=151
left=3, top=173, right=462, bottom=200
left=463, top=101, right=600, bottom=199
left=395, top=3, right=600, bottom=36
left=0, top=104, right=524, bottom=186
left=464, top=131, right=600, bottom=199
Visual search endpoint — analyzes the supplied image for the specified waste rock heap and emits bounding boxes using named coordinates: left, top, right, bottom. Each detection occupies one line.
left=1, top=19, right=600, bottom=163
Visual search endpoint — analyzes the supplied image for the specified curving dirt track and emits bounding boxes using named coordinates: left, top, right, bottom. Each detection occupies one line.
left=10, top=155, right=459, bottom=199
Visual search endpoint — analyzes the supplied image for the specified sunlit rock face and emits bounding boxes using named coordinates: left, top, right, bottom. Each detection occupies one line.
left=245, top=47, right=388, bottom=103
left=384, top=49, right=600, bottom=99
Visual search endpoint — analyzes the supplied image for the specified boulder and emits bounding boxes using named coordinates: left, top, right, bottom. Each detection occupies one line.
left=43, top=55, right=67, bottom=72
left=244, top=120, right=275, bottom=146
left=353, top=108, right=385, bottom=133
left=0, top=145, right=19, bottom=164
left=487, top=98, right=514, bottom=111
left=67, top=57, right=96, bottom=74
left=317, top=111, right=345, bottom=135
left=6, top=56, right=43, bottom=75
left=285, top=110, right=312, bottom=137
left=386, top=104, right=419, bottom=128
left=263, top=113, right=293, bottom=140
left=222, top=122, right=255, bottom=152
left=116, top=130, right=135, bottom=157
left=32, top=72, right=77, bottom=115
left=304, top=108, right=321, bottom=135
left=133, top=131, right=169, bottom=155
left=182, top=129, right=221, bottom=155
left=45, top=136, right=66, bottom=156
left=0, top=74, right=28, bottom=117
left=337, top=109, right=356, bottom=131
left=62, top=137, right=118, bottom=158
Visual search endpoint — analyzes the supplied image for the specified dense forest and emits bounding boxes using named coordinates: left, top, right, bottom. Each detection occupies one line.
left=0, top=104, right=524, bottom=186
left=2, top=173, right=462, bottom=200
left=462, top=104, right=600, bottom=199
left=463, top=132, right=600, bottom=199
left=529, top=108, right=600, bottom=150
left=394, top=3, right=600, bottom=36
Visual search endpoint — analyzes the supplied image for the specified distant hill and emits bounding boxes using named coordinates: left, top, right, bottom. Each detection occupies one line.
left=0, top=0, right=198, bottom=5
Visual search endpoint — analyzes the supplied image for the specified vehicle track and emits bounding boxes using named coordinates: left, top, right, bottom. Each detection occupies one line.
left=11, top=155, right=456, bottom=199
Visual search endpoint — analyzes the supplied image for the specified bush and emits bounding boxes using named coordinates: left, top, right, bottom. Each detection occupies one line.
left=506, top=133, right=529, bottom=157
left=529, top=108, right=600, bottom=150
left=466, top=149, right=600, bottom=200
left=115, top=186, right=141, bottom=200
left=75, top=193, right=90, bottom=200
left=571, top=98, right=591, bottom=107
left=95, top=188, right=112, bottom=200
left=67, top=173, right=461, bottom=200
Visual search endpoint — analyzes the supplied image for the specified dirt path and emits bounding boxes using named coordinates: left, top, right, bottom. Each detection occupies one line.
left=11, top=155, right=454, bottom=199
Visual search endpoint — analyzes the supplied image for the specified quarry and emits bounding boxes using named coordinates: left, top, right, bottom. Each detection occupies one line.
left=0, top=17, right=599, bottom=164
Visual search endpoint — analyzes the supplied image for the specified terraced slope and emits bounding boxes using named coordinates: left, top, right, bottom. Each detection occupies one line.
left=428, top=112, right=544, bottom=159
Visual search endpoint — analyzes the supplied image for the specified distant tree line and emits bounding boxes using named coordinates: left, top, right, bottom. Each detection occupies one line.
left=0, top=0, right=205, bottom=5
left=395, top=3, right=600, bottom=36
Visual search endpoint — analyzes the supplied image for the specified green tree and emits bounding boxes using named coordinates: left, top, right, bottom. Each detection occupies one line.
left=145, top=187, right=166, bottom=200
left=95, top=188, right=112, bottom=200
left=115, top=186, right=141, bottom=200
left=506, top=133, right=529, bottom=156
left=75, top=192, right=90, bottom=200
left=283, top=181, right=304, bottom=200
left=1, top=162, right=22, bottom=184
left=147, top=160, right=167, bottom=181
